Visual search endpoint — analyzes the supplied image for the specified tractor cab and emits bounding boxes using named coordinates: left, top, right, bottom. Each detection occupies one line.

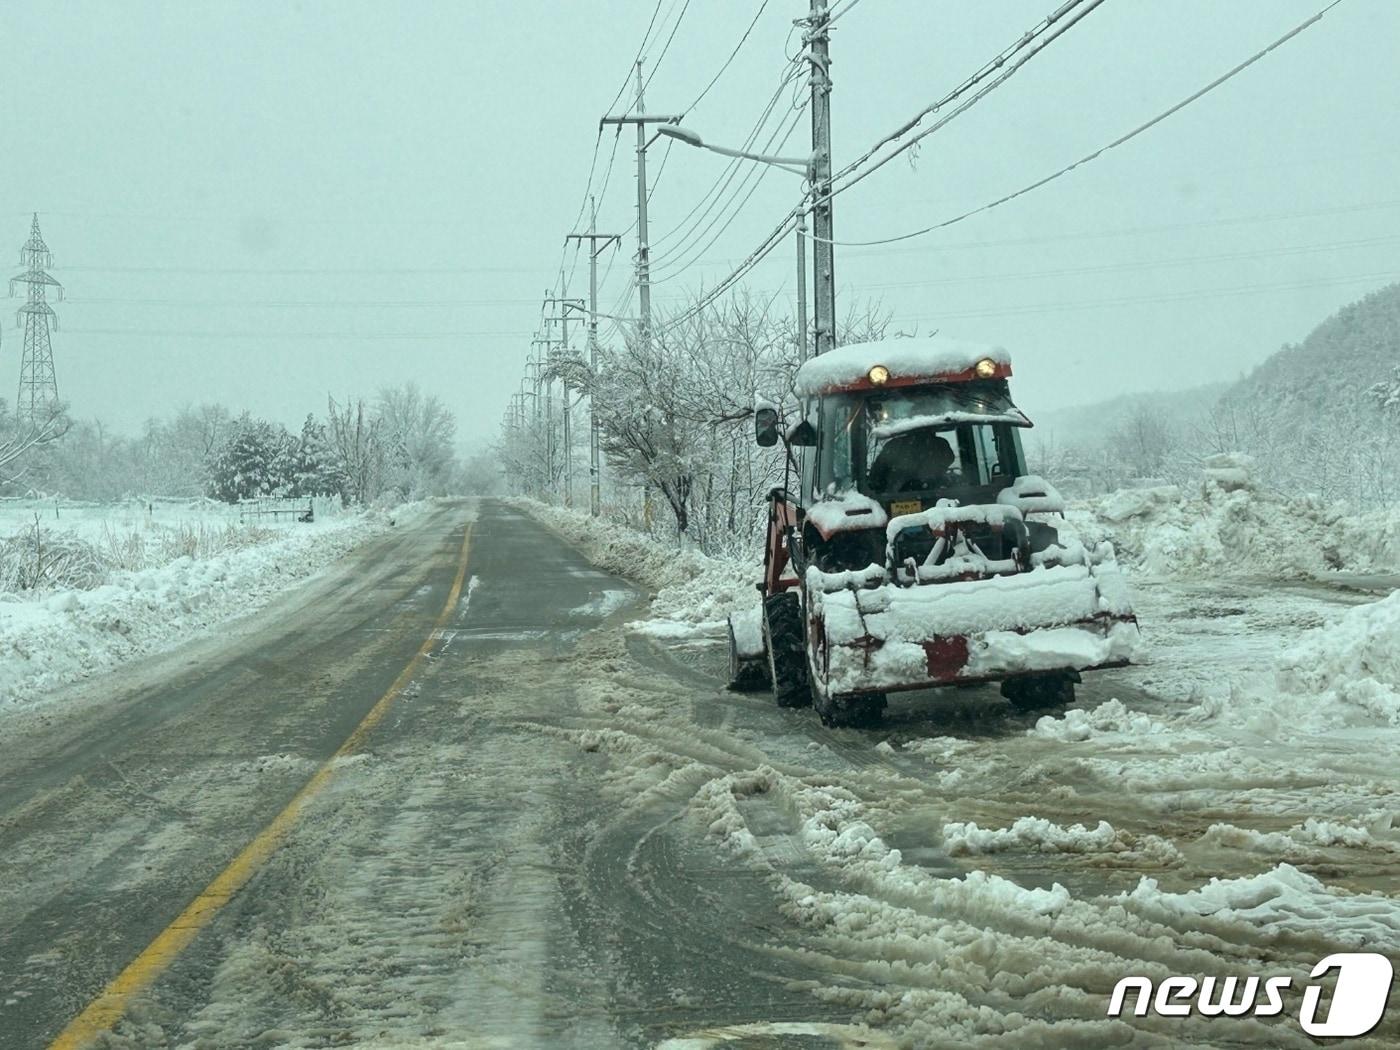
left=739, top=336, right=1140, bottom=727
left=814, top=379, right=1030, bottom=513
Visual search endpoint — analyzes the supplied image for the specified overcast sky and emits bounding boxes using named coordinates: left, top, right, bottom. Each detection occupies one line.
left=4, top=0, right=1396, bottom=448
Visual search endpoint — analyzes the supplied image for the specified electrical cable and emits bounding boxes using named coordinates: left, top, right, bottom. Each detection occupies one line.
left=649, top=102, right=808, bottom=283
left=681, top=0, right=774, bottom=117
left=825, top=0, right=1105, bottom=203
left=815, top=0, right=1346, bottom=247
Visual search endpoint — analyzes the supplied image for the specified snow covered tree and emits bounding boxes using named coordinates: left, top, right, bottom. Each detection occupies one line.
left=206, top=414, right=297, bottom=502
left=376, top=383, right=458, bottom=499
left=288, top=415, right=348, bottom=500
left=0, top=399, right=72, bottom=492
left=572, top=293, right=889, bottom=552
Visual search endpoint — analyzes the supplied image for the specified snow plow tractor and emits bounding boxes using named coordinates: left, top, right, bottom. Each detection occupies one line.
left=727, top=337, right=1140, bottom=727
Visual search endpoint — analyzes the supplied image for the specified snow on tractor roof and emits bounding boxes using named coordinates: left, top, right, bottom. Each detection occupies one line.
left=794, top=336, right=1012, bottom=397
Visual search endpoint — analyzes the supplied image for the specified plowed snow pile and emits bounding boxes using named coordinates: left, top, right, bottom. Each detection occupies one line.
left=1070, top=455, right=1400, bottom=578
left=1275, top=588, right=1400, bottom=725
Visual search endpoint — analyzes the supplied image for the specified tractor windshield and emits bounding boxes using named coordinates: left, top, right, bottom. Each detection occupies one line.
left=817, top=382, right=1031, bottom=506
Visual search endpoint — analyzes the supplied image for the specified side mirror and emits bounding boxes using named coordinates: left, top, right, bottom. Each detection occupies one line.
left=788, top=419, right=817, bottom=447
left=755, top=406, right=780, bottom=447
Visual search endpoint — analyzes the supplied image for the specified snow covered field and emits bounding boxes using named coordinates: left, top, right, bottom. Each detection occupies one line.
left=513, top=484, right=1400, bottom=1046
left=0, top=497, right=427, bottom=710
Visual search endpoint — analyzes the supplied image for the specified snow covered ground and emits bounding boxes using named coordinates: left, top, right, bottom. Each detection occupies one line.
left=0, top=497, right=430, bottom=711
left=513, top=487, right=1400, bottom=1045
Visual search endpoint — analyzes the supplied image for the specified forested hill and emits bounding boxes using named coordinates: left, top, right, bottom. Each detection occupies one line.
left=1223, top=280, right=1400, bottom=422
left=1215, top=281, right=1400, bottom=505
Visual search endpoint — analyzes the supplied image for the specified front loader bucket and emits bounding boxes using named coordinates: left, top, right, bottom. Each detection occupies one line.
left=807, top=561, right=1140, bottom=699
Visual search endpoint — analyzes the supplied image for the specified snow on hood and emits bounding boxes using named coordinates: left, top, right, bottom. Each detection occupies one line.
left=805, top=491, right=888, bottom=537
left=794, top=336, right=1011, bottom=396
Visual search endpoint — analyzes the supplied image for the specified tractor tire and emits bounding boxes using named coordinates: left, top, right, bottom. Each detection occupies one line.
left=727, top=616, right=770, bottom=692
left=815, top=691, right=887, bottom=729
left=1000, top=671, right=1079, bottom=711
left=763, top=592, right=811, bottom=708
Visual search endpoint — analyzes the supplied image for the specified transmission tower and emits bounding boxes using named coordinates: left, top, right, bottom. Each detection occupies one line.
left=10, top=214, right=63, bottom=426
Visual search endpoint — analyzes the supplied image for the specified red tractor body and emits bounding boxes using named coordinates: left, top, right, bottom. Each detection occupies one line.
left=731, top=337, right=1140, bottom=726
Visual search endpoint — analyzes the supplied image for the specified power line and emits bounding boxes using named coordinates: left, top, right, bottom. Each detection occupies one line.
left=656, top=206, right=801, bottom=332
left=649, top=102, right=809, bottom=284
left=647, top=59, right=804, bottom=253
left=556, top=0, right=674, bottom=293
left=642, top=0, right=693, bottom=96
left=894, top=267, right=1400, bottom=324
left=67, top=328, right=527, bottom=341
left=825, top=0, right=1106, bottom=204
left=653, top=0, right=1100, bottom=329
left=849, top=233, right=1400, bottom=290
left=817, top=0, right=1347, bottom=247
left=67, top=294, right=552, bottom=307
left=825, top=0, right=869, bottom=27
left=681, top=0, right=774, bottom=117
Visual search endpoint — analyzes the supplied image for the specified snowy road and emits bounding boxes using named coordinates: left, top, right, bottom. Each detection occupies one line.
left=2, top=500, right=1396, bottom=1048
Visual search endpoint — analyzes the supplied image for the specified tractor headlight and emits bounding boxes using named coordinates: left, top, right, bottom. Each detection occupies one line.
left=975, top=357, right=998, bottom=378
left=868, top=365, right=890, bottom=385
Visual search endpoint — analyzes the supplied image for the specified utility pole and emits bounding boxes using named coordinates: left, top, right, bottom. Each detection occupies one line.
left=529, top=334, right=562, bottom=504
left=10, top=214, right=63, bottom=426
left=525, top=351, right=544, bottom=496
left=796, top=212, right=809, bottom=363
left=600, top=64, right=680, bottom=352
left=543, top=297, right=584, bottom=507
left=565, top=200, right=620, bottom=517
left=807, top=0, right=836, bottom=357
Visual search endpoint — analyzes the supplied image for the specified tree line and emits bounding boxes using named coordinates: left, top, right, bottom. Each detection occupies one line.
left=0, top=382, right=463, bottom=505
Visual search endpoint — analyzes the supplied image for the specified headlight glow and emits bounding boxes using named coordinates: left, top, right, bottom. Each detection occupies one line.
left=975, top=357, right=998, bottom=378
left=868, top=365, right=890, bottom=385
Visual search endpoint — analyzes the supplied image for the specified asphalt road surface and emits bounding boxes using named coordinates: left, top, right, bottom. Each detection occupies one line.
left=3, top=500, right=1395, bottom=1050
left=0, top=501, right=870, bottom=1049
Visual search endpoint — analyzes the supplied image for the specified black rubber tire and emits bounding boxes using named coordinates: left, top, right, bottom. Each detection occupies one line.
left=1000, top=671, right=1078, bottom=711
left=816, top=691, right=887, bottom=728
left=727, top=617, right=771, bottom=692
left=763, top=591, right=811, bottom=708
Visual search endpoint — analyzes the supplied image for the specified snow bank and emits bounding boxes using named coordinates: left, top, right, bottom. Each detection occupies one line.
left=1073, top=459, right=1400, bottom=577
left=0, top=504, right=422, bottom=709
left=506, top=499, right=757, bottom=637
left=1274, top=589, right=1400, bottom=726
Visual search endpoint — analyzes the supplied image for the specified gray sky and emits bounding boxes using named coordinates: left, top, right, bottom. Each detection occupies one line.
left=4, top=0, right=1396, bottom=447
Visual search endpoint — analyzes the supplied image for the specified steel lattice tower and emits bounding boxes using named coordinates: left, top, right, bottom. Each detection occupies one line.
left=10, top=214, right=63, bottom=426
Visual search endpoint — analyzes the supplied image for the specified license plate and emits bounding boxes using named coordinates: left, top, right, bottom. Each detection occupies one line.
left=890, top=500, right=922, bottom=517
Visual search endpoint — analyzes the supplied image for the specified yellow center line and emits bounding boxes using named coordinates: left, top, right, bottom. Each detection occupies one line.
left=48, top=521, right=475, bottom=1050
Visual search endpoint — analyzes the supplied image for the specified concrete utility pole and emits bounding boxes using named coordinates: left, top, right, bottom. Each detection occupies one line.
left=807, top=0, right=836, bottom=357
left=565, top=200, right=620, bottom=517
left=522, top=360, right=542, bottom=495
left=600, top=63, right=680, bottom=351
left=530, top=337, right=560, bottom=496
left=796, top=212, right=809, bottom=363
left=543, top=297, right=584, bottom=507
